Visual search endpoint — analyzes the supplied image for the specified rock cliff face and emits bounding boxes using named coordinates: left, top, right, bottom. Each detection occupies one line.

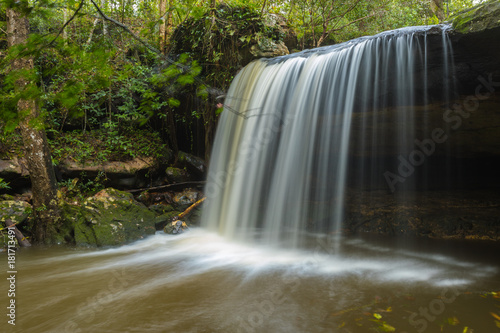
left=342, top=1, right=500, bottom=239
left=343, top=0, right=500, bottom=192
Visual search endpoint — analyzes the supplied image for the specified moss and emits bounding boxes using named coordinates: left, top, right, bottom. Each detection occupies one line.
left=73, top=188, right=157, bottom=247
left=0, top=200, right=31, bottom=224
left=149, top=203, right=175, bottom=216
left=451, top=0, right=500, bottom=34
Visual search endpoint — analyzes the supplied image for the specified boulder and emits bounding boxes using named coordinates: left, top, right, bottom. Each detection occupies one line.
left=450, top=0, right=500, bottom=34
left=0, top=158, right=30, bottom=193
left=163, top=220, right=189, bottom=235
left=173, top=188, right=201, bottom=209
left=177, top=151, right=206, bottom=178
left=58, top=157, right=158, bottom=190
left=250, top=38, right=289, bottom=58
left=74, top=188, right=156, bottom=246
left=165, top=167, right=191, bottom=183
left=0, top=200, right=32, bottom=247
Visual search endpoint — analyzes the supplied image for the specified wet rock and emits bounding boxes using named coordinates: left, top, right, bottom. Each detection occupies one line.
left=166, top=167, right=191, bottom=183
left=74, top=188, right=156, bottom=246
left=163, top=220, right=189, bottom=234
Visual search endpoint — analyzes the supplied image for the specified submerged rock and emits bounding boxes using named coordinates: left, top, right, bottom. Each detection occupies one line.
left=74, top=188, right=156, bottom=246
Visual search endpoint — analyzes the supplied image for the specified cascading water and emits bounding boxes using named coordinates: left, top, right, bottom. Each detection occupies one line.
left=202, top=25, right=454, bottom=248
left=11, top=23, right=500, bottom=333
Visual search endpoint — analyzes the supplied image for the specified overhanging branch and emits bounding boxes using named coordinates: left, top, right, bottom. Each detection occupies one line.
left=89, top=0, right=161, bottom=54
left=47, top=0, right=85, bottom=46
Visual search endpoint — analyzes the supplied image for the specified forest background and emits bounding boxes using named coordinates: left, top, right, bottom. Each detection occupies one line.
left=0, top=0, right=482, bottom=242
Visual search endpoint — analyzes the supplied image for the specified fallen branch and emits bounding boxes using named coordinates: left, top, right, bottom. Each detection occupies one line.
left=173, top=197, right=206, bottom=221
left=5, top=219, right=31, bottom=247
left=164, top=197, right=206, bottom=234
left=126, top=181, right=206, bottom=194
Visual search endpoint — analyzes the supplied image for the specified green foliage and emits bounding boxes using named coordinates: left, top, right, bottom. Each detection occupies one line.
left=0, top=0, right=484, bottom=183
left=48, top=129, right=168, bottom=165
left=58, top=172, right=106, bottom=200
left=0, top=178, right=10, bottom=190
left=0, top=129, right=23, bottom=159
left=172, top=3, right=283, bottom=89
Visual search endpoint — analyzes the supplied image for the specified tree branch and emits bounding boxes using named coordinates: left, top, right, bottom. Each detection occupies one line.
left=48, top=0, right=85, bottom=46
left=89, top=0, right=161, bottom=54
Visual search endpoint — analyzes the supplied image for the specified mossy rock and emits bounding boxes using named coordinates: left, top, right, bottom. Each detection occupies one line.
left=75, top=188, right=156, bottom=246
left=154, top=211, right=182, bottom=230
left=0, top=200, right=32, bottom=225
left=451, top=0, right=500, bottom=34
left=149, top=203, right=175, bottom=216
left=165, top=167, right=191, bottom=183
left=0, top=200, right=32, bottom=247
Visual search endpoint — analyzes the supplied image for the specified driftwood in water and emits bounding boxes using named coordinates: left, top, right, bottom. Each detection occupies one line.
left=5, top=219, right=31, bottom=247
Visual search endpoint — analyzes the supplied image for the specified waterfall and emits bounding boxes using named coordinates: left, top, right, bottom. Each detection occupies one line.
left=202, top=25, right=454, bottom=248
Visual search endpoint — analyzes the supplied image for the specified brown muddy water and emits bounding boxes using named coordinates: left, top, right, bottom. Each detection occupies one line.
left=2, top=229, right=500, bottom=333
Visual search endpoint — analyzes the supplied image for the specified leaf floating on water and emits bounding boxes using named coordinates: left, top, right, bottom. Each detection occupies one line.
left=380, top=323, right=396, bottom=332
left=491, top=312, right=500, bottom=321
left=447, top=316, right=460, bottom=325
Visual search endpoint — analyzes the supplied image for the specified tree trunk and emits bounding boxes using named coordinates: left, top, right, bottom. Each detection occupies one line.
left=159, top=0, right=166, bottom=54
left=165, top=0, right=174, bottom=52
left=431, top=0, right=445, bottom=22
left=102, top=0, right=109, bottom=37
left=6, top=8, right=60, bottom=243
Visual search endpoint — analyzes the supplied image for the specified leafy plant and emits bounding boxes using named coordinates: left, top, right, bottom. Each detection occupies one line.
left=0, top=178, right=11, bottom=190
